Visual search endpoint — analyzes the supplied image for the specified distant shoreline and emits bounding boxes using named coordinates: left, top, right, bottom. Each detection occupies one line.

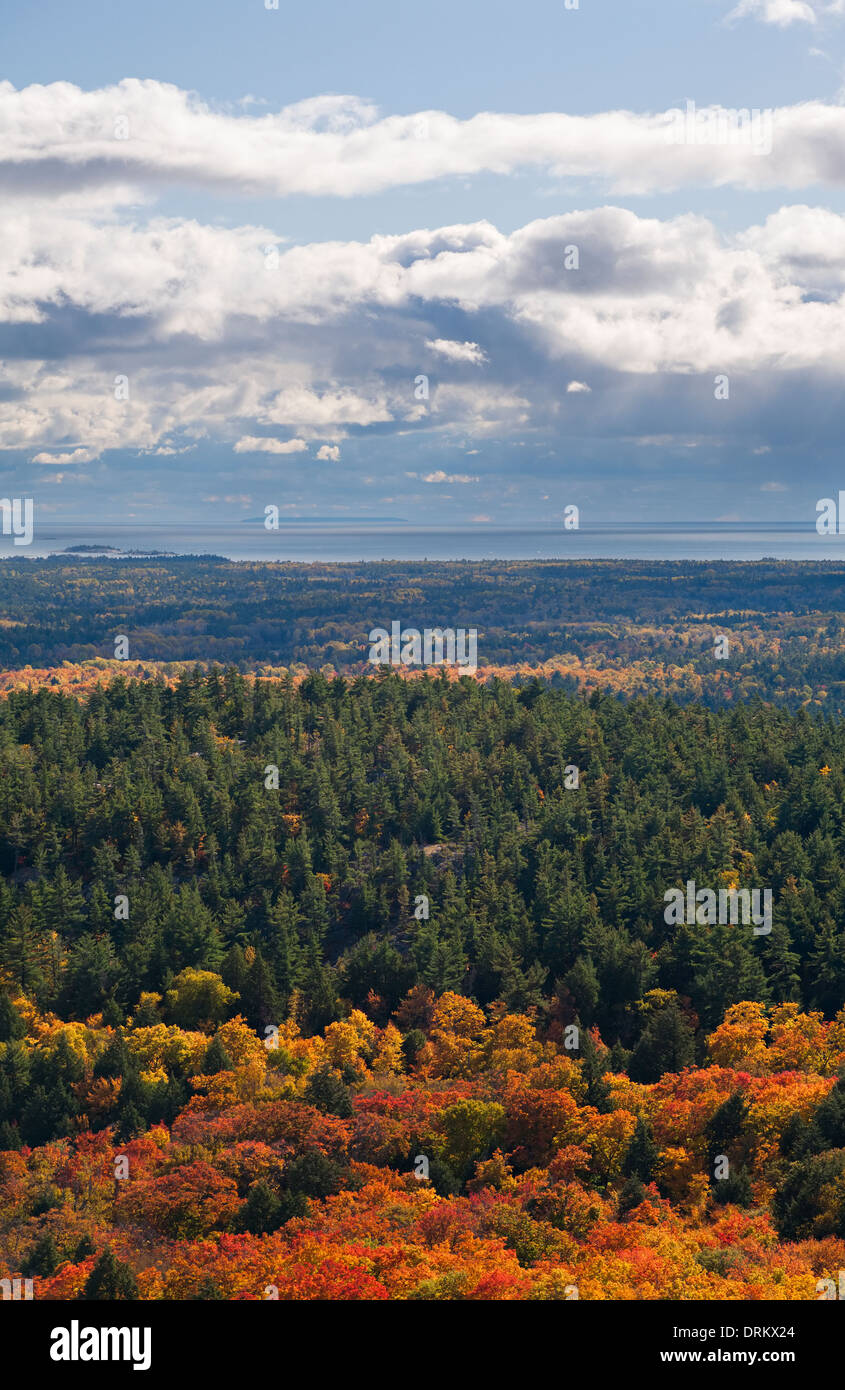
left=58, top=545, right=179, bottom=558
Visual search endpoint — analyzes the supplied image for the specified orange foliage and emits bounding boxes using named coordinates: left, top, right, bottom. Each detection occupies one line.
left=3, top=996, right=845, bottom=1301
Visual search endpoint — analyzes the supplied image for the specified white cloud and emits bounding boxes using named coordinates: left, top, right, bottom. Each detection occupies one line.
left=566, top=381, right=592, bottom=393
left=233, top=436, right=308, bottom=454
left=726, top=0, right=818, bottom=23
left=7, top=204, right=845, bottom=463
left=31, top=447, right=98, bottom=464
left=316, top=444, right=341, bottom=461
left=8, top=80, right=845, bottom=201
left=425, top=338, right=488, bottom=363
left=727, top=0, right=845, bottom=19
left=761, top=480, right=788, bottom=490
left=260, top=388, right=391, bottom=430
left=422, top=470, right=480, bottom=483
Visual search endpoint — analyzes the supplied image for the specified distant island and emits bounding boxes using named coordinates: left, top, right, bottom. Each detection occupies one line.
left=59, top=545, right=178, bottom=557
left=242, top=515, right=409, bottom=525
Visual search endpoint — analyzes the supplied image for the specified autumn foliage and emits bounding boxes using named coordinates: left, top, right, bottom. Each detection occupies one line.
left=2, top=990, right=845, bottom=1300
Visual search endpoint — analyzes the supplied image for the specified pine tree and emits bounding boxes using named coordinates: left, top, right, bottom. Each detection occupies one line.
left=23, top=1232, right=60, bottom=1277
left=239, top=1181, right=283, bottom=1235
left=202, top=1034, right=233, bottom=1074
left=240, top=950, right=279, bottom=1031
left=0, top=994, right=25, bottom=1041
left=79, top=1249, right=139, bottom=1300
left=623, top=1117, right=659, bottom=1183
left=304, top=1065, right=353, bottom=1118
left=629, top=998, right=695, bottom=1084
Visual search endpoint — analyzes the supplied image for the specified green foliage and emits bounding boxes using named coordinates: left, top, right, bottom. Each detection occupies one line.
left=283, top=1152, right=347, bottom=1200
left=422, top=1156, right=461, bottom=1197
left=163, top=970, right=238, bottom=1032
left=773, top=1151, right=845, bottom=1240
left=623, top=1117, right=659, bottom=1183
left=2, top=557, right=845, bottom=715
left=303, top=1066, right=353, bottom=1118
left=433, top=1100, right=506, bottom=1178
left=79, top=1249, right=139, bottom=1300
left=0, top=994, right=25, bottom=1041
left=202, top=1035, right=234, bottom=1075
left=22, top=1232, right=61, bottom=1277
left=711, top=1166, right=753, bottom=1208
left=2, top=663, right=845, bottom=1159
left=238, top=1180, right=307, bottom=1235
left=629, top=1000, right=695, bottom=1084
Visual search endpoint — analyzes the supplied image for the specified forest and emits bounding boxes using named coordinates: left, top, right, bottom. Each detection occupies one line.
left=1, top=557, right=845, bottom=712
left=1, top=667, right=845, bottom=1298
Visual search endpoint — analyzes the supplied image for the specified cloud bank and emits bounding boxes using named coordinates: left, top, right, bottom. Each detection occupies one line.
left=3, top=201, right=845, bottom=465
left=6, top=80, right=845, bottom=201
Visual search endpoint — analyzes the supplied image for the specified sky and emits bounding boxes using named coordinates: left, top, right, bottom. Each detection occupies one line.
left=3, top=0, right=845, bottom=529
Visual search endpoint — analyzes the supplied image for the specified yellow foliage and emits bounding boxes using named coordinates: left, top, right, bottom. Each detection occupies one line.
left=126, top=1024, right=208, bottom=1075
left=139, top=1066, right=169, bottom=1087
left=214, top=1015, right=267, bottom=1067
left=483, top=1013, right=549, bottom=1073
left=658, top=1146, right=700, bottom=1206
left=768, top=1003, right=833, bottom=1074
left=36, top=1021, right=95, bottom=1066
left=429, top=992, right=489, bottom=1077
left=323, top=1010, right=376, bottom=1068
left=12, top=994, right=58, bottom=1039
left=195, top=1055, right=273, bottom=1107
left=708, top=1002, right=769, bottom=1073
left=372, top=1022, right=404, bottom=1075
left=467, top=1149, right=516, bottom=1193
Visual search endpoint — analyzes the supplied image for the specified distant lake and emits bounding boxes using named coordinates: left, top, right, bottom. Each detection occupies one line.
left=2, top=521, right=844, bottom=563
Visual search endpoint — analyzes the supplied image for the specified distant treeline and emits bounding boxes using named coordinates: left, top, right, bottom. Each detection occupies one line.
left=1, top=556, right=845, bottom=710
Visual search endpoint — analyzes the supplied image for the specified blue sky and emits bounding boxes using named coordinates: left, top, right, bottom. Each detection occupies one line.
left=2, top=0, right=845, bottom=529
left=2, top=0, right=833, bottom=116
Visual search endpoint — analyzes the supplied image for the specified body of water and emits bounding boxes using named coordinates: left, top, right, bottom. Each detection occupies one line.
left=2, top=521, right=844, bottom=562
